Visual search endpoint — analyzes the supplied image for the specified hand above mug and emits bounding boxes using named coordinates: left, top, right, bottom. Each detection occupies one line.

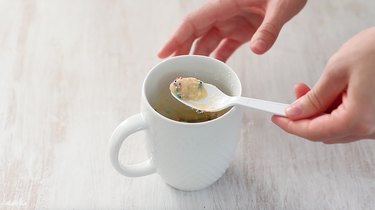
left=272, top=27, right=375, bottom=144
left=158, top=0, right=307, bottom=61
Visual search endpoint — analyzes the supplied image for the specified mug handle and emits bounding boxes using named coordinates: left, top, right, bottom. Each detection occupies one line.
left=109, top=114, right=156, bottom=177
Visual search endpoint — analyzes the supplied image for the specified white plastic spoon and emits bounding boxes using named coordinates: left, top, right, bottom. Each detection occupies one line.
left=171, top=83, right=289, bottom=116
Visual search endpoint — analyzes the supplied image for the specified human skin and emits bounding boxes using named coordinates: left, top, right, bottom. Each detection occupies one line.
left=158, top=0, right=375, bottom=144
left=158, top=0, right=307, bottom=61
left=272, top=27, right=375, bottom=144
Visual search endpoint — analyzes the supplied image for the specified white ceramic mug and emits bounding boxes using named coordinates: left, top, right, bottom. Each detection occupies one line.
left=109, top=55, right=242, bottom=191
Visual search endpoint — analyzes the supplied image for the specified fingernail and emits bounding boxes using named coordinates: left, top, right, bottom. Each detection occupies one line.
left=286, top=102, right=302, bottom=117
left=252, top=39, right=267, bottom=53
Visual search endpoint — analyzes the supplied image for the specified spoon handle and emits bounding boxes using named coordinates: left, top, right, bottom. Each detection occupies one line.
left=232, top=97, right=289, bottom=116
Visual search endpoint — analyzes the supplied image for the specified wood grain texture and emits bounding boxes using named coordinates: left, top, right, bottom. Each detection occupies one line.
left=0, top=0, right=374, bottom=209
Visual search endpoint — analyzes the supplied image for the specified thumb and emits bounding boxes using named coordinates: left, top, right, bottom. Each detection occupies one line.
left=285, top=69, right=348, bottom=120
left=250, top=2, right=290, bottom=55
left=250, top=0, right=307, bottom=54
left=250, top=17, right=283, bottom=54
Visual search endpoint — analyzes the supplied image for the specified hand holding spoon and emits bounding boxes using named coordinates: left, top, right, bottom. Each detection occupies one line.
left=170, top=77, right=289, bottom=116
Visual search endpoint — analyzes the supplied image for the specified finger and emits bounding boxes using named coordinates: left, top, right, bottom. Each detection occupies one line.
left=213, top=39, right=242, bottom=62
left=158, top=1, right=240, bottom=58
left=193, top=14, right=253, bottom=57
left=210, top=15, right=258, bottom=61
left=271, top=83, right=309, bottom=121
left=294, top=83, right=310, bottom=99
left=193, top=28, right=223, bottom=56
left=250, top=0, right=306, bottom=54
left=250, top=22, right=280, bottom=54
left=325, top=92, right=344, bottom=114
left=285, top=63, right=349, bottom=120
left=158, top=20, right=196, bottom=58
left=249, top=6, right=285, bottom=54
left=272, top=107, right=350, bottom=141
left=174, top=37, right=195, bottom=56
left=272, top=116, right=358, bottom=144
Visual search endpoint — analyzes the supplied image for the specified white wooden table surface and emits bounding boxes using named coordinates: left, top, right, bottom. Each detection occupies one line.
left=1, top=0, right=375, bottom=209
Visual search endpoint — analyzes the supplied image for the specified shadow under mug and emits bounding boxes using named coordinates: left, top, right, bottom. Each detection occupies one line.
left=109, top=55, right=242, bottom=191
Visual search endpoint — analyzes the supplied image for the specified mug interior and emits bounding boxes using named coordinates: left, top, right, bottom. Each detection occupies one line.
left=144, top=55, right=241, bottom=123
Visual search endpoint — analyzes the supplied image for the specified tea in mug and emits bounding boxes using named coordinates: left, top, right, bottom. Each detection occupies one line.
left=150, top=84, right=228, bottom=123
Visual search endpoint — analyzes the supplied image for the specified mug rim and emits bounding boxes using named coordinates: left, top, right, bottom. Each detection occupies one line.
left=142, top=55, right=242, bottom=125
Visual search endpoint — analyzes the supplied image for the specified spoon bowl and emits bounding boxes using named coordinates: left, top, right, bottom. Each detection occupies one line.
left=171, top=83, right=289, bottom=116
